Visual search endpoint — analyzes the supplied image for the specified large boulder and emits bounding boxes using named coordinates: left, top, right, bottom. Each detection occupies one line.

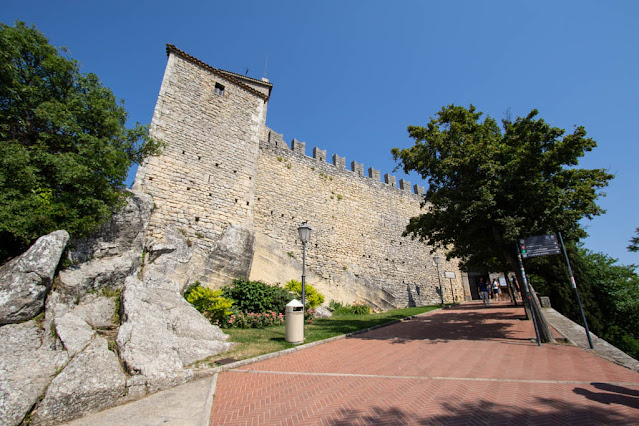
left=56, top=253, right=138, bottom=297
left=32, top=337, right=126, bottom=425
left=69, top=191, right=153, bottom=263
left=0, top=230, right=70, bottom=324
left=315, top=305, right=333, bottom=318
left=0, top=321, right=68, bottom=426
left=57, top=191, right=153, bottom=298
left=141, top=225, right=192, bottom=292
left=116, top=276, right=232, bottom=393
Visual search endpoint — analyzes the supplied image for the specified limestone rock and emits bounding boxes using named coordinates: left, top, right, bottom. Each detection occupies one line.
left=55, top=312, right=95, bottom=357
left=57, top=252, right=137, bottom=297
left=0, top=230, right=70, bottom=324
left=43, top=289, right=118, bottom=352
left=0, top=321, right=68, bottom=426
left=116, top=276, right=232, bottom=393
left=72, top=292, right=117, bottom=328
left=315, top=305, right=333, bottom=318
left=33, top=337, right=126, bottom=425
left=141, top=226, right=193, bottom=292
left=203, top=224, right=254, bottom=287
left=55, top=191, right=152, bottom=299
left=69, top=190, right=153, bottom=263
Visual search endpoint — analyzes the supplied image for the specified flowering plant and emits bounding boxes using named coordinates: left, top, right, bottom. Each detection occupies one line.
left=221, top=310, right=285, bottom=329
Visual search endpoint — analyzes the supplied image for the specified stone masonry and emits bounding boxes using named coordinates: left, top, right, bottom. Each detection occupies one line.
left=134, top=45, right=467, bottom=308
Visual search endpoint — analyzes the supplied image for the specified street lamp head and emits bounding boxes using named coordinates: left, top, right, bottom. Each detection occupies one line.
left=433, top=253, right=441, bottom=265
left=298, top=221, right=312, bottom=244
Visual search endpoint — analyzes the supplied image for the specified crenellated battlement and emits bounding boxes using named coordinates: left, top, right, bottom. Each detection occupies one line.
left=264, top=128, right=425, bottom=196
left=136, top=45, right=466, bottom=310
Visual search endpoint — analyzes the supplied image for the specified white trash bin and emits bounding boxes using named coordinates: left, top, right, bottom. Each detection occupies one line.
left=285, top=299, right=305, bottom=344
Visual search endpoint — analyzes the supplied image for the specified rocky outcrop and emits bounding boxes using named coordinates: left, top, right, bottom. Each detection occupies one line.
left=57, top=191, right=153, bottom=297
left=117, top=276, right=232, bottom=393
left=141, top=225, right=192, bottom=292
left=32, top=337, right=126, bottom=425
left=0, top=230, right=69, bottom=325
left=203, top=224, right=255, bottom=286
left=0, top=190, right=234, bottom=425
left=0, top=321, right=68, bottom=426
left=69, top=192, right=153, bottom=263
left=54, top=311, right=96, bottom=357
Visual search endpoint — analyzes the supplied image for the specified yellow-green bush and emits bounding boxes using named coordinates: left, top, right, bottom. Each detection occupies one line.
left=284, top=279, right=324, bottom=308
left=185, top=284, right=233, bottom=323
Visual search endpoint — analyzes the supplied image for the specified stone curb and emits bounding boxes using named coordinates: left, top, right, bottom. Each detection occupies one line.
left=198, top=373, right=218, bottom=426
left=193, top=307, right=444, bottom=422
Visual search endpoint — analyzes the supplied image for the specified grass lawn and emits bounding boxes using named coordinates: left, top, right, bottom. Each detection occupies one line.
left=198, top=305, right=440, bottom=367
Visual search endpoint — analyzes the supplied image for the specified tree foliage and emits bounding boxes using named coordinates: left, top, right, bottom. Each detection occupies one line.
left=529, top=246, right=639, bottom=359
left=0, top=21, right=163, bottom=261
left=392, top=104, right=613, bottom=271
left=628, top=228, right=639, bottom=252
left=392, top=104, right=613, bottom=343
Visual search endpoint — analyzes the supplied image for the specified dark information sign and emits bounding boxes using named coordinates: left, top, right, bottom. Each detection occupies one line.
left=519, top=234, right=561, bottom=258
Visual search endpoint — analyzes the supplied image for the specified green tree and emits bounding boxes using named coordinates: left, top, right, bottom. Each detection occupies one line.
left=628, top=228, right=639, bottom=252
left=0, top=21, right=163, bottom=261
left=392, top=104, right=613, bottom=342
left=530, top=246, right=639, bottom=358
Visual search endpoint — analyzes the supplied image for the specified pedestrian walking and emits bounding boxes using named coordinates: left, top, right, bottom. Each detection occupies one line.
left=511, top=275, right=521, bottom=301
left=491, top=279, right=500, bottom=301
left=478, top=277, right=490, bottom=306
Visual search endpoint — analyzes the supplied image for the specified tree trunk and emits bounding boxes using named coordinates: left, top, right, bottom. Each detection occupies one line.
left=502, top=270, right=516, bottom=305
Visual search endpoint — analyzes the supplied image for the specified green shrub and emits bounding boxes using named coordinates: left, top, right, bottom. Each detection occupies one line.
left=222, top=279, right=294, bottom=314
left=350, top=301, right=371, bottom=315
left=222, top=279, right=272, bottom=313
left=284, top=279, right=324, bottom=309
left=269, top=285, right=296, bottom=313
left=185, top=284, right=233, bottom=323
left=329, top=299, right=371, bottom=315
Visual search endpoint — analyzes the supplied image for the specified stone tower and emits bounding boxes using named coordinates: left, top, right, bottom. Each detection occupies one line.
left=134, top=45, right=469, bottom=307
left=133, top=45, right=272, bottom=287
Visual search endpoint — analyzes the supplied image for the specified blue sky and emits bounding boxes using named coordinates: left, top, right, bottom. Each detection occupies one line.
left=2, top=0, right=638, bottom=267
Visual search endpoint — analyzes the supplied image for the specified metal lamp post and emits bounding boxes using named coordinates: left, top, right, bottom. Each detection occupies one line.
left=297, top=222, right=312, bottom=307
left=433, top=254, right=444, bottom=306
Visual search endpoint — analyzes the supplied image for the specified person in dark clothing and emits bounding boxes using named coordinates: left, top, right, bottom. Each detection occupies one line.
left=511, top=275, right=521, bottom=300
left=477, top=277, right=490, bottom=306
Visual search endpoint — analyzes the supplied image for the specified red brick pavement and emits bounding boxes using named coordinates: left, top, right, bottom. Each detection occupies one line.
left=210, top=302, right=639, bottom=425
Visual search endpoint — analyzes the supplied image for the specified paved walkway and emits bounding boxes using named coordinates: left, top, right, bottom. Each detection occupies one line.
left=211, top=302, right=639, bottom=425
left=64, top=302, right=639, bottom=425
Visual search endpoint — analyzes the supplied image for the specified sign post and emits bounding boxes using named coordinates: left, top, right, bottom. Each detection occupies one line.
left=520, top=234, right=561, bottom=259
left=519, top=233, right=594, bottom=350
left=557, top=232, right=594, bottom=349
left=445, top=271, right=456, bottom=303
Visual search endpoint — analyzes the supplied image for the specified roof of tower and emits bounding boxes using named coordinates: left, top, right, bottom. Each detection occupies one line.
left=166, top=44, right=272, bottom=100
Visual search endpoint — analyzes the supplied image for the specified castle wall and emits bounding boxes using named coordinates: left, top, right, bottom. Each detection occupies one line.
left=249, top=130, right=466, bottom=308
left=134, top=46, right=467, bottom=307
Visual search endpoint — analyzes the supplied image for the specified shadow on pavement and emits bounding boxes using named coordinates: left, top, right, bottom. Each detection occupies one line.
left=349, top=303, right=535, bottom=343
left=572, top=383, right=639, bottom=410
left=327, top=396, right=638, bottom=425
